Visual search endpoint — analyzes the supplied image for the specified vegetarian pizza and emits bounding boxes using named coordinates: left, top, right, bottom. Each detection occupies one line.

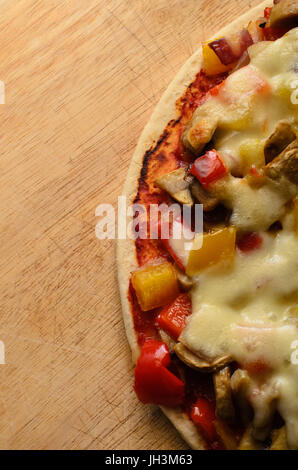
left=117, top=0, right=298, bottom=450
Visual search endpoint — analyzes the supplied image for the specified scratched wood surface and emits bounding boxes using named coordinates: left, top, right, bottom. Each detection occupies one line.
left=0, top=0, right=263, bottom=450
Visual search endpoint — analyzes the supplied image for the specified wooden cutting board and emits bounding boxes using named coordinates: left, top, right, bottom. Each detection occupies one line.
left=0, top=0, right=263, bottom=450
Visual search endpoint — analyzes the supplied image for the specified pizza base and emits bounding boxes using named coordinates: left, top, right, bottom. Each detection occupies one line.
left=117, top=0, right=270, bottom=450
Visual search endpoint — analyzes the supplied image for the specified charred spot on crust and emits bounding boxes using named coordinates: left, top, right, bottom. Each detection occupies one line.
left=139, top=130, right=169, bottom=185
left=155, top=151, right=167, bottom=163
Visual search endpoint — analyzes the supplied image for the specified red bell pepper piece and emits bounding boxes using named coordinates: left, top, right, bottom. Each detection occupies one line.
left=237, top=232, right=263, bottom=253
left=264, top=7, right=272, bottom=19
left=160, top=217, right=194, bottom=272
left=190, top=150, right=228, bottom=189
left=156, top=293, right=192, bottom=340
left=209, top=81, right=226, bottom=97
left=245, top=360, right=271, bottom=376
left=249, top=165, right=263, bottom=178
left=190, top=398, right=217, bottom=442
left=208, top=29, right=253, bottom=66
left=208, top=38, right=236, bottom=66
left=134, top=340, right=185, bottom=407
left=263, top=26, right=289, bottom=40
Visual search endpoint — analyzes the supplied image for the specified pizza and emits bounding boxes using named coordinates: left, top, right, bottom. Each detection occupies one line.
left=117, top=0, right=298, bottom=450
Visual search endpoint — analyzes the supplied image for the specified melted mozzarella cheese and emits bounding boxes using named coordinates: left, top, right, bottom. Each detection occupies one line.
left=181, top=231, right=298, bottom=447
left=181, top=29, right=298, bottom=448
left=213, top=175, right=297, bottom=231
left=215, top=28, right=298, bottom=168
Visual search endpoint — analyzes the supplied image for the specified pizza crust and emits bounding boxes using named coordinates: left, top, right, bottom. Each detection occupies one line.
left=117, top=0, right=270, bottom=449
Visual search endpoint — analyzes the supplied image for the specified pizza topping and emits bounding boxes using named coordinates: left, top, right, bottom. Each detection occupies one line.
left=247, top=20, right=266, bottom=43
left=154, top=167, right=220, bottom=211
left=264, top=7, right=273, bottom=19
left=183, top=64, right=271, bottom=155
left=176, top=268, right=194, bottom=291
left=237, top=232, right=263, bottom=253
left=174, top=342, right=232, bottom=372
left=208, top=29, right=253, bottom=67
left=190, top=398, right=217, bottom=442
left=131, top=261, right=179, bottom=312
left=182, top=230, right=298, bottom=447
left=244, top=359, right=272, bottom=376
left=190, top=178, right=219, bottom=211
left=239, top=138, right=266, bottom=175
left=270, top=426, right=288, bottom=450
left=230, top=369, right=252, bottom=425
left=202, top=42, right=237, bottom=76
left=265, top=139, right=298, bottom=185
left=156, top=293, right=192, bottom=340
left=213, top=366, right=236, bottom=425
left=203, top=20, right=268, bottom=76
left=190, top=150, right=228, bottom=189
left=134, top=339, right=185, bottom=406
left=158, top=329, right=176, bottom=352
left=269, top=0, right=298, bottom=28
left=211, top=172, right=297, bottom=232
left=186, top=226, right=236, bottom=277
left=238, top=425, right=264, bottom=450
left=263, top=24, right=291, bottom=40
left=214, top=420, right=239, bottom=450
left=159, top=215, right=194, bottom=272
left=264, top=122, right=296, bottom=164
left=248, top=165, right=265, bottom=180
left=182, top=114, right=218, bottom=155
left=155, top=167, right=194, bottom=206
left=185, top=28, right=297, bottom=168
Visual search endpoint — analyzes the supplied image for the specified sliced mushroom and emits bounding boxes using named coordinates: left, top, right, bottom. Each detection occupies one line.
left=159, top=329, right=176, bottom=352
left=231, top=369, right=253, bottom=425
left=155, top=168, right=194, bottom=205
left=213, top=366, right=236, bottom=425
left=176, top=267, right=194, bottom=291
left=190, top=179, right=219, bottom=211
left=238, top=425, right=264, bottom=450
left=264, top=122, right=296, bottom=164
left=174, top=342, right=232, bottom=373
left=182, top=115, right=218, bottom=155
left=270, top=426, right=288, bottom=450
left=265, top=139, right=298, bottom=185
left=269, top=0, right=298, bottom=28
left=214, top=420, right=238, bottom=450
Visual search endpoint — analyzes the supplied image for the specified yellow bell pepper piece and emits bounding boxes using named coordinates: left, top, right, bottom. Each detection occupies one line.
left=202, top=43, right=236, bottom=76
left=186, top=227, right=236, bottom=276
left=131, top=262, right=179, bottom=312
left=239, top=138, right=265, bottom=175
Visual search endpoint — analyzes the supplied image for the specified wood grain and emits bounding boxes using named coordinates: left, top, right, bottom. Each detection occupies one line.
left=0, top=0, right=263, bottom=449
